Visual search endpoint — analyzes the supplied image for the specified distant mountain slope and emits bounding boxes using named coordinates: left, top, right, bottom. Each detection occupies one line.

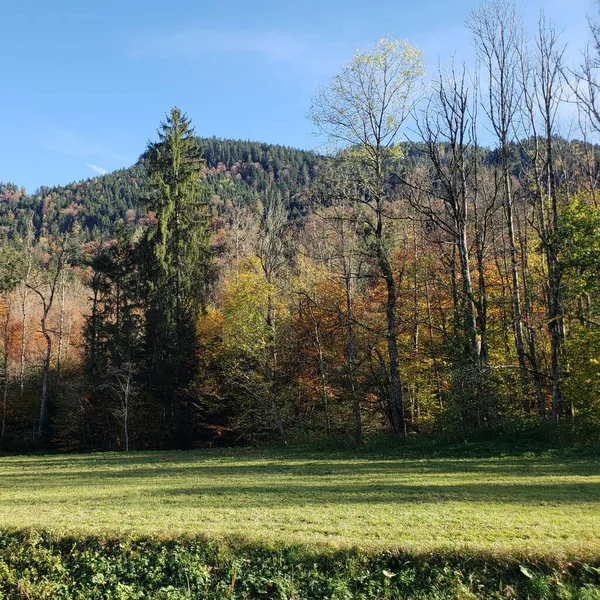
left=4, top=135, right=592, bottom=243
left=0, top=138, right=321, bottom=240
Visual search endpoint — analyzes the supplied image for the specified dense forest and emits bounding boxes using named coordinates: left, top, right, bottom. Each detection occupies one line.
left=2, top=1, right=600, bottom=453
left=0, top=138, right=319, bottom=239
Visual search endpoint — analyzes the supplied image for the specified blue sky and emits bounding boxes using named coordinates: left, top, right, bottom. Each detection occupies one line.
left=1, top=0, right=593, bottom=192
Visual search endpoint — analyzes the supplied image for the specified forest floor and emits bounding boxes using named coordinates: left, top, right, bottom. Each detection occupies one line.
left=0, top=446, right=598, bottom=560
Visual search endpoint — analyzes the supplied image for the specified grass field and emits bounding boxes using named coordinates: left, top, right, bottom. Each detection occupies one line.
left=0, top=447, right=598, bottom=560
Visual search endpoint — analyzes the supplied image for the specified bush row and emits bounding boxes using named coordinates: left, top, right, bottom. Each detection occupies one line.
left=0, top=531, right=599, bottom=599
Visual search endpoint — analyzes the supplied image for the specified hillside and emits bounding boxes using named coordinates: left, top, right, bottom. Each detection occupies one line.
left=0, top=138, right=321, bottom=240
left=3, top=137, right=595, bottom=244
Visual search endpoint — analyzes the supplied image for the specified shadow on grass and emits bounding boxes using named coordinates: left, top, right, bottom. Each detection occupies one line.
left=0, top=456, right=598, bottom=508
left=146, top=480, right=600, bottom=507
left=0, top=454, right=597, bottom=480
left=3, top=480, right=597, bottom=509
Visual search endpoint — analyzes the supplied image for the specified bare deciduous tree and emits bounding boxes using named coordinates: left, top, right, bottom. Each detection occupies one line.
left=413, top=63, right=482, bottom=366
left=27, top=232, right=71, bottom=437
left=519, top=11, right=567, bottom=419
left=310, top=37, right=425, bottom=436
left=256, top=193, right=289, bottom=443
left=102, top=362, right=137, bottom=452
left=468, top=0, right=529, bottom=391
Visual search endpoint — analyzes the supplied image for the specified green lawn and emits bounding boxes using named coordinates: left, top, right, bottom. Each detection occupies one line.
left=0, top=448, right=598, bottom=560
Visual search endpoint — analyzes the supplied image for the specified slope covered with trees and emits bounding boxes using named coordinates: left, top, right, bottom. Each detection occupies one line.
left=0, top=138, right=320, bottom=241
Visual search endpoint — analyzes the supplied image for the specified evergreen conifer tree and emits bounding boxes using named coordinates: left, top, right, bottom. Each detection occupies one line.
left=143, top=107, right=213, bottom=446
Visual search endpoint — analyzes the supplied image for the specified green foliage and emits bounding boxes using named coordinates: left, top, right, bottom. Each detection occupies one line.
left=563, top=326, right=600, bottom=430
left=557, top=197, right=600, bottom=301
left=0, top=531, right=597, bottom=599
left=142, top=108, right=214, bottom=448
left=143, top=107, right=212, bottom=353
left=195, top=264, right=290, bottom=443
left=0, top=246, right=24, bottom=293
left=86, top=227, right=146, bottom=370
left=146, top=108, right=208, bottom=271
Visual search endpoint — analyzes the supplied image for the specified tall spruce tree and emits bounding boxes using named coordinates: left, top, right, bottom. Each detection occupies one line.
left=144, top=107, right=213, bottom=447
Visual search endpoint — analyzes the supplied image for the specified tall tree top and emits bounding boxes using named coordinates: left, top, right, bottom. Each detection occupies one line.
left=310, top=37, right=425, bottom=160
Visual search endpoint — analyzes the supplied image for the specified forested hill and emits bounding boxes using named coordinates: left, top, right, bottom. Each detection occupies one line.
left=0, top=138, right=321, bottom=240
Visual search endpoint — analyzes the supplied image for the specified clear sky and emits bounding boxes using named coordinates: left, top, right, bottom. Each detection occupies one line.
left=1, top=0, right=594, bottom=192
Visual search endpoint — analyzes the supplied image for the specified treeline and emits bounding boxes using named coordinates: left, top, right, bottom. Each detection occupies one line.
left=1, top=0, right=600, bottom=451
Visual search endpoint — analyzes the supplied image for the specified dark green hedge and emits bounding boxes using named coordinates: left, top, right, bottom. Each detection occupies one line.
left=0, top=531, right=598, bottom=599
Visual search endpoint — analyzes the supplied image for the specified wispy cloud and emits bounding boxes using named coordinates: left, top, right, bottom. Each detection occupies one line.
left=41, top=128, right=112, bottom=157
left=86, top=163, right=109, bottom=175
left=131, top=28, right=346, bottom=74
left=40, top=128, right=133, bottom=163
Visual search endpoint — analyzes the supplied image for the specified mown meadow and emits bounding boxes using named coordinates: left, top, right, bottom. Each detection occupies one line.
left=0, top=446, right=599, bottom=598
left=0, top=447, right=599, bottom=556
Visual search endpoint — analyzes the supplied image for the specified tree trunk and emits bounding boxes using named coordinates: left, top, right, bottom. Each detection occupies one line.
left=19, top=284, right=28, bottom=396
left=56, top=271, right=66, bottom=378
left=475, top=244, right=489, bottom=365
left=343, top=261, right=361, bottom=445
left=424, top=274, right=444, bottom=409
left=382, top=256, right=404, bottom=436
left=39, top=310, right=52, bottom=437
left=545, top=132, right=563, bottom=422
left=123, top=381, right=130, bottom=452
left=518, top=205, right=546, bottom=416
left=503, top=168, right=528, bottom=390
left=266, top=289, right=287, bottom=443
left=1, top=297, right=10, bottom=439
left=457, top=225, right=480, bottom=363
left=309, top=305, right=330, bottom=436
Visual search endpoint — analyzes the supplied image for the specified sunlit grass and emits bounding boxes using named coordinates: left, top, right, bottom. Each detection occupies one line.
left=0, top=447, right=598, bottom=559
